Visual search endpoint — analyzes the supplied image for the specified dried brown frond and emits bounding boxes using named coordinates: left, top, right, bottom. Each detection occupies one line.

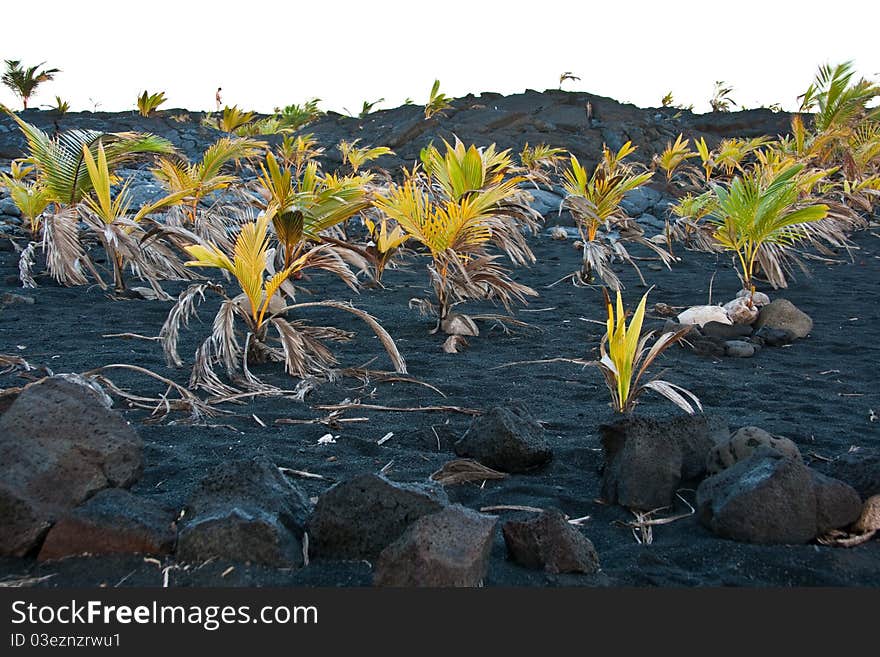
left=430, top=459, right=508, bottom=485
left=274, top=300, right=407, bottom=374
left=439, top=251, right=538, bottom=313
left=159, top=282, right=224, bottom=367
left=0, top=354, right=34, bottom=374
left=82, top=363, right=223, bottom=423
left=18, top=241, right=37, bottom=288
left=42, top=207, right=89, bottom=286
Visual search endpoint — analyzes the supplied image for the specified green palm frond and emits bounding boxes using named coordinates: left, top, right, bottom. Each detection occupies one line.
left=2, top=107, right=175, bottom=206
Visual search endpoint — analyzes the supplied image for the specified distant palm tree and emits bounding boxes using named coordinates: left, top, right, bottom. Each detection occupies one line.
left=2, top=60, right=60, bottom=110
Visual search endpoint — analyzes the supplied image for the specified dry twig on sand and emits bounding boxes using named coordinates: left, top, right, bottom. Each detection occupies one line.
left=82, top=363, right=223, bottom=423
left=430, top=459, right=508, bottom=486
left=314, top=401, right=482, bottom=416
left=614, top=494, right=695, bottom=544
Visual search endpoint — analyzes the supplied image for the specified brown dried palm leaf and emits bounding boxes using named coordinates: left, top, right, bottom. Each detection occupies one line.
left=270, top=317, right=341, bottom=378
left=578, top=239, right=621, bottom=289
left=189, top=339, right=242, bottom=397
left=42, top=206, right=89, bottom=286
left=160, top=282, right=224, bottom=367
left=440, top=251, right=538, bottom=312
left=82, top=363, right=221, bottom=423
left=18, top=241, right=37, bottom=288
left=272, top=300, right=407, bottom=374
left=430, top=459, right=508, bottom=485
left=0, top=354, right=34, bottom=374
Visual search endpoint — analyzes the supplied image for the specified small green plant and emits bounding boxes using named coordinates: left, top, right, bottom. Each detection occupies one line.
left=160, top=214, right=406, bottom=393
left=276, top=133, right=324, bottom=175
left=2, top=60, right=59, bottom=110
left=50, top=96, right=70, bottom=116
left=0, top=174, right=51, bottom=237
left=707, top=163, right=829, bottom=294
left=338, top=139, right=393, bottom=173
left=559, top=72, right=580, bottom=89
left=710, top=81, right=737, bottom=112
left=137, top=90, right=167, bottom=117
left=425, top=79, right=452, bottom=119
left=216, top=105, right=255, bottom=133
left=275, top=99, right=322, bottom=130
left=356, top=98, right=384, bottom=118
left=598, top=288, right=699, bottom=414
left=518, top=143, right=566, bottom=187
left=661, top=91, right=674, bottom=107
left=653, top=134, right=697, bottom=183
left=561, top=142, right=671, bottom=287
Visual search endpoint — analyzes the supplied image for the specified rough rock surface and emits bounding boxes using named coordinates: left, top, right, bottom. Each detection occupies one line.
left=812, top=471, right=863, bottom=534
left=502, top=510, right=600, bottom=574
left=0, top=376, right=143, bottom=556
left=38, top=489, right=176, bottom=561
left=454, top=403, right=552, bottom=473
left=753, top=299, right=813, bottom=339
left=308, top=473, right=448, bottom=560
left=706, top=426, right=801, bottom=474
left=600, top=414, right=728, bottom=509
left=823, top=448, right=880, bottom=499
left=373, top=504, right=496, bottom=587
left=697, top=450, right=818, bottom=544
left=176, top=457, right=310, bottom=567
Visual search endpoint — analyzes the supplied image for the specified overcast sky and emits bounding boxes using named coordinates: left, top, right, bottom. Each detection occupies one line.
left=2, top=0, right=878, bottom=115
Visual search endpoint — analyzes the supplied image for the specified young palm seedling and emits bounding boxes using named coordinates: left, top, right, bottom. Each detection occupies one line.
left=424, top=80, right=452, bottom=119
left=2, top=60, right=59, bottom=110
left=1, top=107, right=175, bottom=286
left=653, top=134, right=696, bottom=185
left=561, top=142, right=673, bottom=288
left=152, top=136, right=263, bottom=245
left=79, top=143, right=191, bottom=294
left=706, top=163, right=834, bottom=294
left=0, top=172, right=51, bottom=238
left=338, top=139, right=394, bottom=173
left=375, top=141, right=540, bottom=348
left=160, top=214, right=405, bottom=395
left=255, top=151, right=371, bottom=276
left=518, top=143, right=567, bottom=188
left=137, top=90, right=167, bottom=117
left=598, top=288, right=699, bottom=414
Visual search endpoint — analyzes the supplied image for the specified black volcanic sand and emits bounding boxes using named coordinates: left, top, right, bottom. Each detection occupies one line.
left=0, top=227, right=879, bottom=587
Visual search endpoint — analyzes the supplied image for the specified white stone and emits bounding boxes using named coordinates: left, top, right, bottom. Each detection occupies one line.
left=676, top=305, right=731, bottom=327
left=723, top=297, right=759, bottom=325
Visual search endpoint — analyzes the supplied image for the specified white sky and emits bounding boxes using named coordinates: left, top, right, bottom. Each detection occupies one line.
left=2, top=0, right=878, bottom=115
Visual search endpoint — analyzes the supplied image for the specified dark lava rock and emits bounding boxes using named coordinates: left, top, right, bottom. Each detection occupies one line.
left=0, top=376, right=143, bottom=556
left=1, top=292, right=35, bottom=305
left=812, top=471, right=863, bottom=533
left=454, top=403, right=552, bottom=473
left=707, top=426, right=801, bottom=475
left=176, top=457, right=310, bottom=567
left=373, top=505, right=496, bottom=587
left=502, top=509, right=599, bottom=574
left=702, top=321, right=752, bottom=340
left=662, top=320, right=700, bottom=337
left=601, top=419, right=684, bottom=511
left=308, top=473, right=448, bottom=560
left=753, top=299, right=812, bottom=339
left=38, top=489, right=176, bottom=561
left=823, top=448, right=880, bottom=499
left=691, top=336, right=727, bottom=358
left=724, top=340, right=757, bottom=358
left=697, top=450, right=818, bottom=544
left=600, top=414, right=728, bottom=509
left=751, top=326, right=795, bottom=347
